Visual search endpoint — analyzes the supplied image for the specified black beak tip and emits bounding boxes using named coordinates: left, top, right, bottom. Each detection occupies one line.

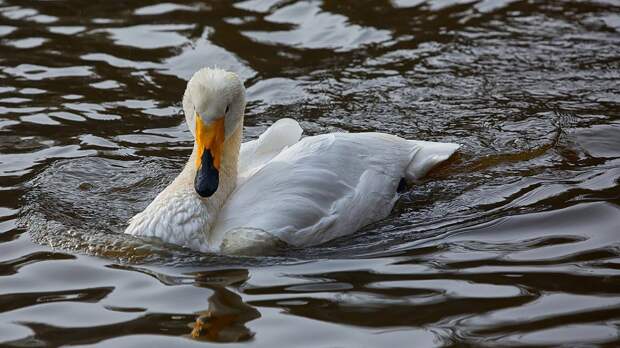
left=195, top=150, right=219, bottom=198
left=195, top=175, right=218, bottom=197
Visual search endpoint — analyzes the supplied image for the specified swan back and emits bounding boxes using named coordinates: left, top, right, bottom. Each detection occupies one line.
left=211, top=133, right=459, bottom=251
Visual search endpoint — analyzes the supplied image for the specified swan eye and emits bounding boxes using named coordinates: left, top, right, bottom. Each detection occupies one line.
left=225, top=104, right=230, bottom=114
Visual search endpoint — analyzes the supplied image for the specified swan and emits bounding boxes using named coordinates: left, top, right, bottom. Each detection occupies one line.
left=125, top=68, right=459, bottom=254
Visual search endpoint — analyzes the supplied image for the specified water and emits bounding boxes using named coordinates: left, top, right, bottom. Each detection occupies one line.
left=1, top=0, right=620, bottom=346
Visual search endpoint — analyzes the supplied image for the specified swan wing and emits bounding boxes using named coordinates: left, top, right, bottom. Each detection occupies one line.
left=212, top=133, right=459, bottom=252
left=237, top=118, right=303, bottom=185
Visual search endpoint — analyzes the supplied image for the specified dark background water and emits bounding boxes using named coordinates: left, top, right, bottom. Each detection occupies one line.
left=1, top=0, right=620, bottom=346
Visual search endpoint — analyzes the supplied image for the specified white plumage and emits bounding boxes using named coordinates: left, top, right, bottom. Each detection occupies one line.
left=125, top=68, right=459, bottom=254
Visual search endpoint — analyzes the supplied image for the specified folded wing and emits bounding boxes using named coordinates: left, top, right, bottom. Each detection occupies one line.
left=237, top=118, right=303, bottom=185
left=213, top=132, right=459, bottom=252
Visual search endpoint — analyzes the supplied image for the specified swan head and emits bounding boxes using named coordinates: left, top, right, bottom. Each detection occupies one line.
left=182, top=68, right=246, bottom=198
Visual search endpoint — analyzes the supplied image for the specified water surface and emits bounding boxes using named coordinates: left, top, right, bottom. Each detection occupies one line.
left=1, top=0, right=620, bottom=346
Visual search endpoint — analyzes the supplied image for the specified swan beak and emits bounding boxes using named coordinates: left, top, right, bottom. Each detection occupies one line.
left=194, top=114, right=225, bottom=197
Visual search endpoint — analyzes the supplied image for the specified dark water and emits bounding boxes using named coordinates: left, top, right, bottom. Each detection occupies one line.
left=2, top=0, right=620, bottom=346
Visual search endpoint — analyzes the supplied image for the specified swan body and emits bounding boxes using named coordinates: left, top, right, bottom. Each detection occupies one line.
left=213, top=133, right=458, bottom=253
left=125, top=68, right=459, bottom=254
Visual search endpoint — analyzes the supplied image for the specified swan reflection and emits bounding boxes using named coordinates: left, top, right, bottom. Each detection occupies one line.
left=190, top=269, right=260, bottom=342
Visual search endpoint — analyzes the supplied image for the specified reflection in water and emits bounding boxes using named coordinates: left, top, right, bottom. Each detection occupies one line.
left=112, top=266, right=263, bottom=342
left=2, top=268, right=261, bottom=345
left=111, top=265, right=262, bottom=342
left=190, top=269, right=261, bottom=342
left=2, top=0, right=620, bottom=346
left=191, top=287, right=260, bottom=342
left=192, top=269, right=262, bottom=343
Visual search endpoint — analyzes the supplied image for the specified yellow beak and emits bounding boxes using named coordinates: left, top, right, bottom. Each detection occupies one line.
left=194, top=114, right=225, bottom=197
left=195, top=114, right=225, bottom=169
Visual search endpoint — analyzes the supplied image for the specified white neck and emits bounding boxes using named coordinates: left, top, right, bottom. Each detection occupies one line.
left=125, top=123, right=243, bottom=252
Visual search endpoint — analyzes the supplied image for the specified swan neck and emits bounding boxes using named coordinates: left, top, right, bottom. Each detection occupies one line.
left=124, top=121, right=243, bottom=252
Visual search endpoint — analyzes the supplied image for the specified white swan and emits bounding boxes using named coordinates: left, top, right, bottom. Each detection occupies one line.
left=125, top=68, right=459, bottom=254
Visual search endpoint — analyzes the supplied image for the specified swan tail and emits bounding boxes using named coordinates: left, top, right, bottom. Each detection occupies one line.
left=405, top=140, right=460, bottom=181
